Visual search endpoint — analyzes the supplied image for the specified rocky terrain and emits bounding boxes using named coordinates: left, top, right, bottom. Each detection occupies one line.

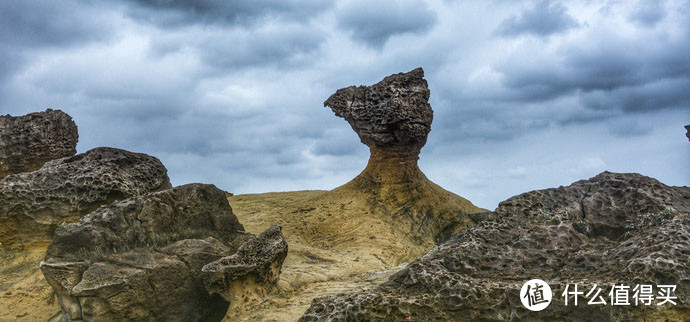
left=1, top=71, right=687, bottom=322
left=0, top=147, right=172, bottom=247
left=0, top=109, right=78, bottom=180
left=0, top=110, right=172, bottom=320
left=42, top=184, right=287, bottom=321
left=301, top=171, right=690, bottom=321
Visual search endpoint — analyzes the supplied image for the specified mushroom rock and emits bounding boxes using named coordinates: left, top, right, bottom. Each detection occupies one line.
left=0, top=147, right=172, bottom=247
left=323, top=68, right=483, bottom=246
left=0, top=109, right=78, bottom=179
left=41, top=184, right=287, bottom=321
left=300, top=172, right=690, bottom=321
left=324, top=67, right=432, bottom=185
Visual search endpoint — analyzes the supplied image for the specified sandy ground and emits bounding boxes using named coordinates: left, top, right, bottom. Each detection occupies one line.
left=224, top=188, right=448, bottom=321
left=0, top=183, right=478, bottom=321
left=0, top=241, right=60, bottom=322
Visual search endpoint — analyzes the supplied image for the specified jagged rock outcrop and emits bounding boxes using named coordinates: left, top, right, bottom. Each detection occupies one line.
left=300, top=172, right=690, bottom=321
left=0, top=109, right=78, bottom=179
left=202, top=225, right=288, bottom=314
left=0, top=147, right=171, bottom=246
left=41, top=184, right=288, bottom=322
left=321, top=68, right=482, bottom=249
left=685, top=124, right=689, bottom=141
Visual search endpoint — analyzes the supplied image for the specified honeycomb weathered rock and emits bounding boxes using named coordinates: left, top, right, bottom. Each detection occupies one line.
left=301, top=172, right=690, bottom=321
left=0, top=147, right=171, bottom=246
left=0, top=109, right=78, bottom=179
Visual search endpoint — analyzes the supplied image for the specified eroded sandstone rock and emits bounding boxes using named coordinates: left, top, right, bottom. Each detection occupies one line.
left=300, top=172, right=690, bottom=321
left=0, top=147, right=171, bottom=246
left=42, top=184, right=287, bottom=321
left=202, top=225, right=288, bottom=313
left=0, top=109, right=78, bottom=179
left=322, top=68, right=482, bottom=247
left=325, top=67, right=432, bottom=153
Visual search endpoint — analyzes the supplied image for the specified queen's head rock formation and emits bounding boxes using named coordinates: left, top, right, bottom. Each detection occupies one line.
left=324, top=67, right=432, bottom=186
left=319, top=68, right=482, bottom=252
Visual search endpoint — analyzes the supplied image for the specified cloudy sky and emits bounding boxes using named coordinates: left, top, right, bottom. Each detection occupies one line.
left=1, top=0, right=688, bottom=209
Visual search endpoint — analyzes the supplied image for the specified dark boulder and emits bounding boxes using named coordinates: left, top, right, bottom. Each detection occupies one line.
left=0, top=109, right=78, bottom=179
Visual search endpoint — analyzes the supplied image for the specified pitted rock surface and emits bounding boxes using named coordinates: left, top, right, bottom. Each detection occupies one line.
left=0, top=147, right=171, bottom=246
left=324, top=67, right=433, bottom=153
left=202, top=225, right=288, bottom=309
left=41, top=184, right=252, bottom=322
left=300, top=172, right=690, bottom=321
left=0, top=109, right=78, bottom=179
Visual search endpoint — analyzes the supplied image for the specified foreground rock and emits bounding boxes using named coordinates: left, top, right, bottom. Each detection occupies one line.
left=0, top=147, right=171, bottom=246
left=322, top=68, right=482, bottom=248
left=41, top=184, right=287, bottom=322
left=203, top=225, right=288, bottom=315
left=0, top=109, right=78, bottom=179
left=301, top=172, right=690, bottom=321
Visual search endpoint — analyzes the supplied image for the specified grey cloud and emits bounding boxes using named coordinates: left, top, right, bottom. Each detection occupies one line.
left=0, top=0, right=114, bottom=48
left=495, top=0, right=579, bottom=37
left=0, top=0, right=687, bottom=210
left=335, top=0, right=437, bottom=48
left=194, top=25, right=325, bottom=71
left=607, top=118, right=653, bottom=137
left=0, top=0, right=115, bottom=82
left=496, top=29, right=690, bottom=113
left=628, top=1, right=666, bottom=26
left=120, top=0, right=330, bottom=27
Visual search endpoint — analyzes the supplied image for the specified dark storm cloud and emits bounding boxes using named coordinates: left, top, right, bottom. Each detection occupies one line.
left=169, top=24, right=326, bottom=71
left=335, top=0, right=437, bottom=48
left=495, top=22, right=690, bottom=115
left=495, top=0, right=579, bottom=37
left=119, top=0, right=330, bottom=27
left=0, top=0, right=115, bottom=82
left=0, top=0, right=113, bottom=48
